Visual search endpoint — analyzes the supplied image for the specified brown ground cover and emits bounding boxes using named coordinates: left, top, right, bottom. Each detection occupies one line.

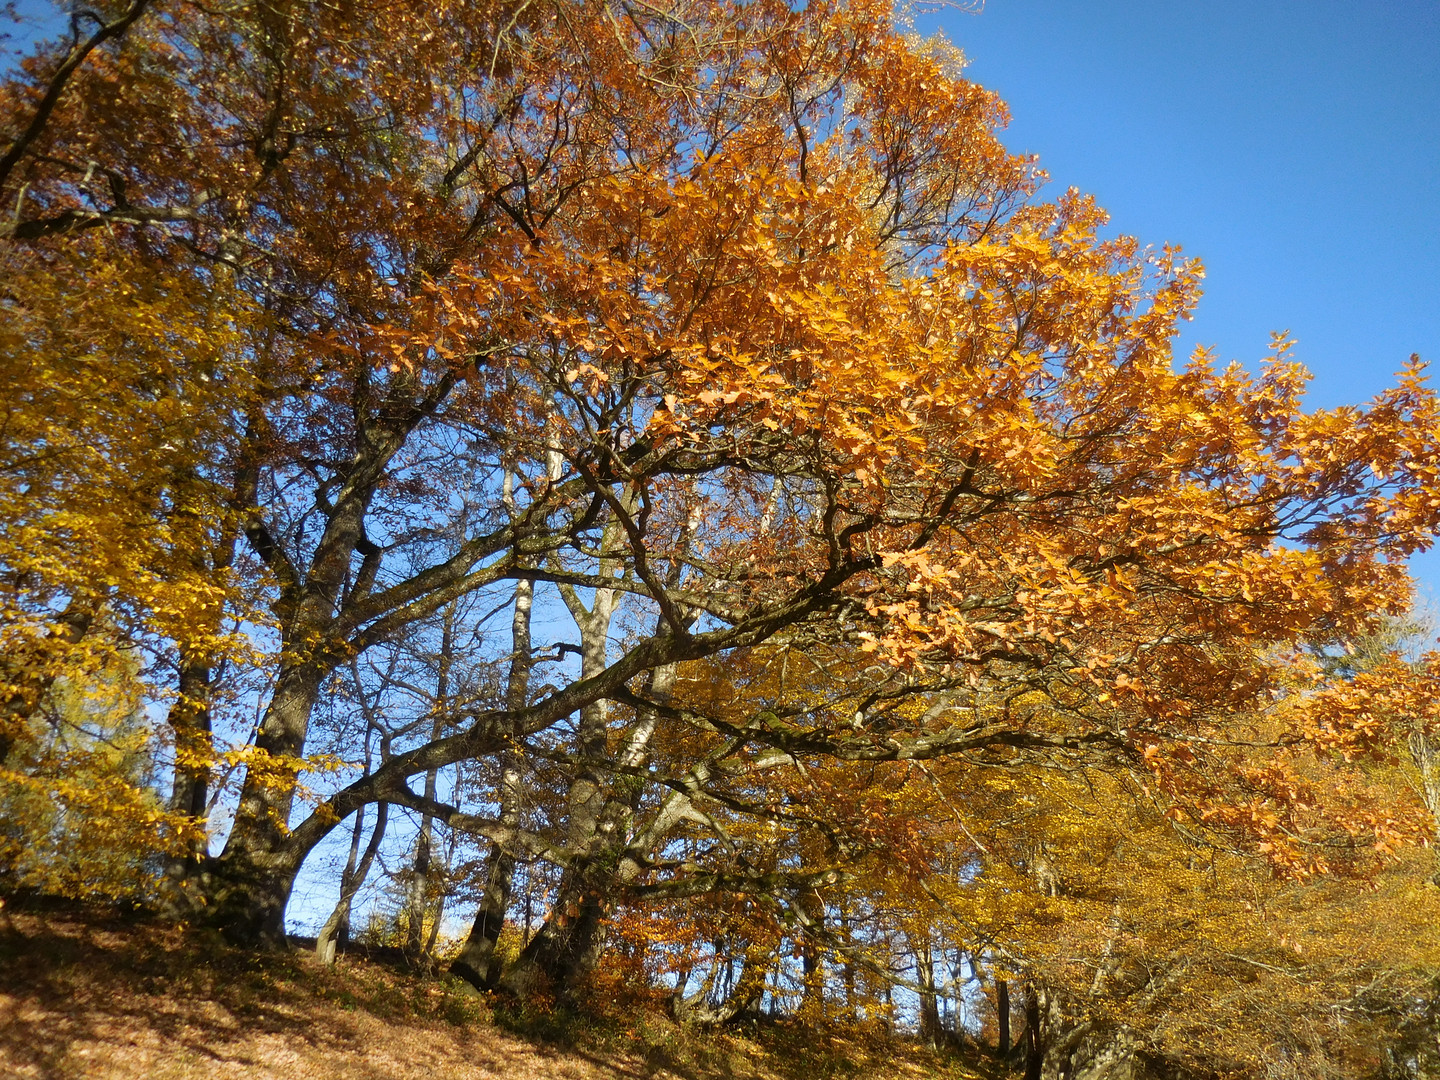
left=0, top=906, right=982, bottom=1080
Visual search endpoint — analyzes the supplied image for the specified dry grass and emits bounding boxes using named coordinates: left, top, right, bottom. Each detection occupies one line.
left=0, top=906, right=986, bottom=1080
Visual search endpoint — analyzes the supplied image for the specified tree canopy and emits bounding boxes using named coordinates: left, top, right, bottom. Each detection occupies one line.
left=3, top=1, right=1439, bottom=1076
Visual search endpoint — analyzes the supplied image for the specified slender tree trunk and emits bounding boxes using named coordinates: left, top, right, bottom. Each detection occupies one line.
left=159, top=473, right=238, bottom=901
left=997, top=977, right=1011, bottom=1057
left=158, top=652, right=219, bottom=912
left=407, top=805, right=435, bottom=956
left=800, top=941, right=823, bottom=1024
left=797, top=889, right=826, bottom=1026
left=837, top=900, right=856, bottom=1023
left=451, top=749, right=524, bottom=987
left=500, top=511, right=625, bottom=997
left=1410, top=724, right=1440, bottom=883
left=319, top=804, right=366, bottom=963
left=1023, top=983, right=1045, bottom=1080
left=166, top=657, right=215, bottom=830
left=161, top=532, right=237, bottom=897
left=317, top=725, right=389, bottom=964
left=451, top=563, right=535, bottom=988
left=504, top=500, right=703, bottom=998
left=669, top=958, right=694, bottom=1018
left=407, top=603, right=458, bottom=958
left=451, top=451, right=556, bottom=988
left=425, top=887, right=446, bottom=958
left=916, top=937, right=942, bottom=1049
left=316, top=800, right=389, bottom=964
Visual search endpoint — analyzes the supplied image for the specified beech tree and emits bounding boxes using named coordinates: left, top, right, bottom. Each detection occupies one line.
left=0, top=235, right=254, bottom=884
left=4, top=2, right=1440, bottom=1054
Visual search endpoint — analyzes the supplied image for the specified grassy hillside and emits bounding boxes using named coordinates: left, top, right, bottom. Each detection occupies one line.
left=0, top=906, right=989, bottom=1080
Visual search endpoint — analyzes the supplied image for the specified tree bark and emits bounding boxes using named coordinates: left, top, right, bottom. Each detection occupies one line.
left=451, top=492, right=537, bottom=989
left=915, top=936, right=943, bottom=1049
left=211, top=373, right=464, bottom=941
left=1409, top=723, right=1440, bottom=884
left=407, top=602, right=459, bottom=959
left=316, top=724, right=389, bottom=964
left=1024, top=983, right=1045, bottom=1080
left=498, top=512, right=626, bottom=997
left=316, top=799, right=388, bottom=964
left=997, top=977, right=1011, bottom=1057
left=799, top=897, right=825, bottom=1026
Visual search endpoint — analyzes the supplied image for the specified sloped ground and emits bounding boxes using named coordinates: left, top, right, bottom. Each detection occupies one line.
left=0, top=906, right=985, bottom=1080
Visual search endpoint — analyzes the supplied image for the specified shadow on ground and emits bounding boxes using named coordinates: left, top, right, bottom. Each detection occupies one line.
left=0, top=906, right=985, bottom=1080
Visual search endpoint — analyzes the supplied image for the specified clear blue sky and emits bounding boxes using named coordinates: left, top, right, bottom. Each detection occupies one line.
left=927, top=0, right=1440, bottom=592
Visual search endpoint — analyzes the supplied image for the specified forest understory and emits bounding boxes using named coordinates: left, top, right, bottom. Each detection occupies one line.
left=0, top=904, right=986, bottom=1080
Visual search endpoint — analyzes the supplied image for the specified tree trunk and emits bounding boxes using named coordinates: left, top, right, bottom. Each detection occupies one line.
left=210, top=657, right=326, bottom=942
left=166, top=657, right=215, bottom=832
left=318, top=805, right=365, bottom=964
left=916, top=937, right=943, bottom=1049
left=316, top=799, right=388, bottom=964
left=678, top=938, right=777, bottom=1025
left=159, top=474, right=238, bottom=903
left=407, top=602, right=458, bottom=959
left=498, top=512, right=625, bottom=997
left=1410, top=724, right=1440, bottom=883
left=798, top=888, right=826, bottom=1025
left=1024, top=983, right=1045, bottom=1080
left=452, top=566, right=534, bottom=989
left=450, top=750, right=524, bottom=988
left=838, top=901, right=857, bottom=1023
left=997, top=977, right=1011, bottom=1057
left=316, top=725, right=389, bottom=964
left=502, top=881, right=607, bottom=997
left=159, top=643, right=227, bottom=909
left=406, top=805, right=435, bottom=956
left=800, top=936, right=823, bottom=1025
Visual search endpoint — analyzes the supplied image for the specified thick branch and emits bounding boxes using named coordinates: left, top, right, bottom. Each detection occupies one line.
left=0, top=0, right=154, bottom=195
